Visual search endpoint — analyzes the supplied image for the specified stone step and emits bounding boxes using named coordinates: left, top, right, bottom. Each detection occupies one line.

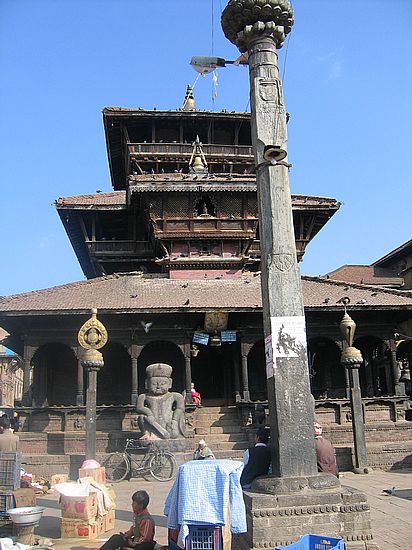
left=194, top=418, right=241, bottom=429
left=209, top=426, right=244, bottom=434
left=178, top=450, right=244, bottom=463
left=191, top=432, right=248, bottom=443
left=193, top=413, right=241, bottom=423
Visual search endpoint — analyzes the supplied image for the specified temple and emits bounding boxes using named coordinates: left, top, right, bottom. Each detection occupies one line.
left=0, top=90, right=411, bottom=476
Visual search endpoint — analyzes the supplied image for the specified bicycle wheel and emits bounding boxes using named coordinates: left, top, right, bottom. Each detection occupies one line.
left=149, top=451, right=177, bottom=482
left=103, top=453, right=129, bottom=482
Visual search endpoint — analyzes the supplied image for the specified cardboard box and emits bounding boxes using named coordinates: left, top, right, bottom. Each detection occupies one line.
left=96, top=515, right=106, bottom=536
left=105, top=486, right=116, bottom=502
left=13, top=488, right=36, bottom=508
left=51, top=474, right=69, bottom=486
left=104, top=508, right=115, bottom=532
left=78, top=466, right=106, bottom=485
left=60, top=518, right=99, bottom=540
left=60, top=494, right=97, bottom=520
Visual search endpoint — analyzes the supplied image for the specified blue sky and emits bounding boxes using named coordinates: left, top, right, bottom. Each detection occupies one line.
left=1, top=0, right=411, bottom=296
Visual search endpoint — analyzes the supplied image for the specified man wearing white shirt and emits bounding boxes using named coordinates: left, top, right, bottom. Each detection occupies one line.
left=240, top=427, right=271, bottom=489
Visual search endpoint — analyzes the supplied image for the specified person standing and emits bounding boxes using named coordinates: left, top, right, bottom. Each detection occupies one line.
left=0, top=416, right=19, bottom=451
left=240, top=427, right=271, bottom=489
left=10, top=411, right=20, bottom=433
left=314, top=422, right=338, bottom=477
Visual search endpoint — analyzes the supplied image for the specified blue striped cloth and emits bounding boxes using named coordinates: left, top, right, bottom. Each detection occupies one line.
left=164, top=459, right=246, bottom=548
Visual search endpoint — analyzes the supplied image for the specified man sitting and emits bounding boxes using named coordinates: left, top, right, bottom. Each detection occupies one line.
left=240, top=427, right=271, bottom=489
left=193, top=439, right=215, bottom=460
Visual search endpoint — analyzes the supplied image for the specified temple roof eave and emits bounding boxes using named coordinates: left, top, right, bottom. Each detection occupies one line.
left=1, top=274, right=412, bottom=317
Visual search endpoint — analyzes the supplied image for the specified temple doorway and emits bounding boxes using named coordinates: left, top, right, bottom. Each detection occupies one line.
left=190, top=345, right=235, bottom=405
left=98, top=342, right=131, bottom=405
left=248, top=340, right=267, bottom=401
left=32, top=343, right=77, bottom=406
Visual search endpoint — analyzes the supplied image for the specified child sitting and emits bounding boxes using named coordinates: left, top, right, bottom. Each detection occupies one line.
left=100, top=490, right=155, bottom=550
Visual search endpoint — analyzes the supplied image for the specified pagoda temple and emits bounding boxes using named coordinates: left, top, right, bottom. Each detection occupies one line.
left=0, top=90, right=411, bottom=476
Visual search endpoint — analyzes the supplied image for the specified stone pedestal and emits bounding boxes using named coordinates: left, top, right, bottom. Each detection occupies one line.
left=14, top=524, right=36, bottom=545
left=233, top=474, right=378, bottom=549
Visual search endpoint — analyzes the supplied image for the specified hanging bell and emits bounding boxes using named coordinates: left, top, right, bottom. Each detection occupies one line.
left=400, top=367, right=411, bottom=382
left=191, top=153, right=206, bottom=172
left=263, top=144, right=287, bottom=163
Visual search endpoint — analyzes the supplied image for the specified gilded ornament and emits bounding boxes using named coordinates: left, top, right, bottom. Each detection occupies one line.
left=78, top=308, right=108, bottom=350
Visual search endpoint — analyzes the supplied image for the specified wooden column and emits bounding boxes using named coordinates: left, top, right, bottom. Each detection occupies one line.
left=73, top=347, right=84, bottom=406
left=129, top=344, right=143, bottom=406
left=233, top=350, right=241, bottom=403
left=240, top=342, right=250, bottom=402
left=22, top=342, right=35, bottom=407
left=183, top=343, right=192, bottom=403
left=389, top=340, right=405, bottom=396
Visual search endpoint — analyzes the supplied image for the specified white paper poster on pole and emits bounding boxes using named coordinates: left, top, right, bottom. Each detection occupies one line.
left=270, top=315, right=307, bottom=362
left=264, top=334, right=274, bottom=379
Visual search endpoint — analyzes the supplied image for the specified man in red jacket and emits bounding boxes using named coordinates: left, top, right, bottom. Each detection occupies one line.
left=314, top=422, right=338, bottom=477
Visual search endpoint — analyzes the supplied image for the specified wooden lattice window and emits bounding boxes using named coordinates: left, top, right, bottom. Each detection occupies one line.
left=167, top=195, right=189, bottom=217
left=220, top=194, right=242, bottom=217
left=245, top=195, right=258, bottom=217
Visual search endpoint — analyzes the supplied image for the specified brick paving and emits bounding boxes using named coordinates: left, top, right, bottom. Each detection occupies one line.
left=17, top=469, right=412, bottom=549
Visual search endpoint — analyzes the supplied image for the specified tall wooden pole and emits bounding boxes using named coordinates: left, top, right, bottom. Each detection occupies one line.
left=222, top=1, right=317, bottom=478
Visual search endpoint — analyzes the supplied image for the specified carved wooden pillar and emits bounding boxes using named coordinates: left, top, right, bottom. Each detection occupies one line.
left=233, top=350, right=241, bottom=403
left=364, top=357, right=374, bottom=397
left=240, top=342, right=250, bottom=402
left=388, top=339, right=405, bottom=396
left=72, top=346, right=84, bottom=406
left=181, top=343, right=192, bottom=403
left=129, top=344, right=143, bottom=406
left=22, top=342, right=36, bottom=407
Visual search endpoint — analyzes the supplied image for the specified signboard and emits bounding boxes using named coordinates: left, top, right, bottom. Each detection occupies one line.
left=192, top=332, right=210, bottom=346
left=221, top=331, right=237, bottom=343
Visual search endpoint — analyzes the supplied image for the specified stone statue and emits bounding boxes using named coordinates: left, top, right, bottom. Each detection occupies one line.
left=136, top=363, right=185, bottom=440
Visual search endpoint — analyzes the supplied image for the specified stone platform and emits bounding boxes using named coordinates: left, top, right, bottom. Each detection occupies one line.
left=234, top=474, right=378, bottom=549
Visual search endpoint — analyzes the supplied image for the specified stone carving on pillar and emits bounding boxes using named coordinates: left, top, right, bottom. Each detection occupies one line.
left=136, top=363, right=186, bottom=440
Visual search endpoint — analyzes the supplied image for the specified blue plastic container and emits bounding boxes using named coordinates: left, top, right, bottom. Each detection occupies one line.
left=185, top=525, right=222, bottom=550
left=276, top=534, right=345, bottom=550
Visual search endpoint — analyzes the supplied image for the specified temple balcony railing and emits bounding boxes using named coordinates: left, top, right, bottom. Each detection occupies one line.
left=85, top=240, right=153, bottom=256
left=129, top=142, right=253, bottom=158
left=127, top=142, right=254, bottom=174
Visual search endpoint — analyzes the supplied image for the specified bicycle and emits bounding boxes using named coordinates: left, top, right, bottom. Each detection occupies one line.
left=102, top=438, right=177, bottom=483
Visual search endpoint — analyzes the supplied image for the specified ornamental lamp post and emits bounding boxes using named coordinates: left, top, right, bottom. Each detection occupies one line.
left=339, top=299, right=371, bottom=474
left=78, top=308, right=108, bottom=460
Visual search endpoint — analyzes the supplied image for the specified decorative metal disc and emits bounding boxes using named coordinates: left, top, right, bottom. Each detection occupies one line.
left=78, top=310, right=108, bottom=350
